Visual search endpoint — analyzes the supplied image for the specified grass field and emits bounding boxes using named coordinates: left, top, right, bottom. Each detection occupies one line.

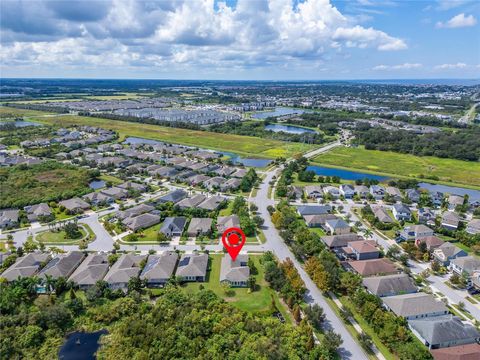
left=312, top=146, right=480, bottom=188
left=182, top=254, right=286, bottom=315
left=0, top=106, right=53, bottom=118
left=31, top=114, right=314, bottom=159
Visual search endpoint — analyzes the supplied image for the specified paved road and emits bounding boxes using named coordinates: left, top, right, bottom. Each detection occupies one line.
left=250, top=165, right=368, bottom=360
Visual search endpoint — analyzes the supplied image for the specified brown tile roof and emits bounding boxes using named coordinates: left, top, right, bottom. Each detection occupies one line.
left=431, top=343, right=480, bottom=360
left=348, top=258, right=398, bottom=277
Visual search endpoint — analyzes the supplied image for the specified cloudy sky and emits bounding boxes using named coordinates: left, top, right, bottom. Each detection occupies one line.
left=1, top=0, right=479, bottom=79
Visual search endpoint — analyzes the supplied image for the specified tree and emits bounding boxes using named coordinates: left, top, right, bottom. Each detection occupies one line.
left=127, top=277, right=143, bottom=293
left=322, top=331, right=343, bottom=354
left=339, top=271, right=362, bottom=295
left=253, top=215, right=264, bottom=227
left=293, top=304, right=302, bottom=323
left=304, top=304, right=325, bottom=330
left=247, top=275, right=257, bottom=291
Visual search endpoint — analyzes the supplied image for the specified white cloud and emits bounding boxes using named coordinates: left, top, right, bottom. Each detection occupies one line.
left=436, top=13, right=477, bottom=28
left=373, top=63, right=422, bottom=70
left=0, top=0, right=408, bottom=73
left=434, top=62, right=467, bottom=69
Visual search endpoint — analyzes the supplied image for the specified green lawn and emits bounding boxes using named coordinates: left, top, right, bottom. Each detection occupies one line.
left=99, top=174, right=123, bottom=185
left=312, top=146, right=480, bottom=189
left=138, top=223, right=162, bottom=242
left=309, top=227, right=326, bottom=237
left=182, top=254, right=284, bottom=314
left=32, top=114, right=315, bottom=159
left=36, top=227, right=87, bottom=244
left=0, top=106, right=53, bottom=119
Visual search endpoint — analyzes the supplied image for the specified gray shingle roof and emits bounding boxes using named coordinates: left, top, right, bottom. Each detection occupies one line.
left=409, top=315, right=479, bottom=346
left=1, top=252, right=51, bottom=281
left=220, top=254, right=250, bottom=283
left=383, top=292, right=448, bottom=318
left=68, top=253, right=109, bottom=286
left=176, top=253, right=208, bottom=278
left=362, top=273, right=417, bottom=297
left=140, top=251, right=178, bottom=282
left=38, top=251, right=85, bottom=280
left=297, top=205, right=331, bottom=216
left=104, top=253, right=147, bottom=285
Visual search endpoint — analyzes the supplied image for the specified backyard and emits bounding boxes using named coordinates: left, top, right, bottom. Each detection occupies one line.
left=182, top=254, right=289, bottom=317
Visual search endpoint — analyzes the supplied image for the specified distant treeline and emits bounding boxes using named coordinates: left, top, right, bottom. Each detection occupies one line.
left=355, top=125, right=480, bottom=161
left=4, top=103, right=69, bottom=113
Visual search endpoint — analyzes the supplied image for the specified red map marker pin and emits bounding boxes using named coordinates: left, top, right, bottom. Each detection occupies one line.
left=222, top=227, right=246, bottom=261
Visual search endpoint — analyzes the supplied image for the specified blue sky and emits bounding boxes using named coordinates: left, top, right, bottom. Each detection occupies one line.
left=0, top=0, right=478, bottom=80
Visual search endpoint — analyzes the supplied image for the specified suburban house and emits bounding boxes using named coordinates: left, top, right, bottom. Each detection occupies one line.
left=449, top=256, right=480, bottom=276
left=342, top=240, right=379, bottom=260
left=37, top=251, right=85, bottom=281
left=339, top=184, right=355, bottom=199
left=0, top=209, right=20, bottom=229
left=68, top=253, right=109, bottom=290
left=406, top=188, right=421, bottom=203
left=347, top=258, right=399, bottom=277
left=322, top=233, right=363, bottom=249
left=304, top=185, right=323, bottom=199
left=117, top=203, right=155, bottom=220
left=24, top=203, right=52, bottom=222
left=123, top=213, right=161, bottom=232
left=415, top=236, right=444, bottom=250
left=441, top=212, right=460, bottom=231
left=362, top=273, right=417, bottom=297
left=59, top=197, right=91, bottom=214
left=204, top=176, right=226, bottom=190
left=409, top=315, right=480, bottom=350
left=187, top=174, right=210, bottom=186
left=466, top=219, right=480, bottom=235
left=429, top=191, right=444, bottom=207
left=303, top=214, right=337, bottom=228
left=386, top=186, right=402, bottom=202
left=160, top=217, right=187, bottom=238
left=399, top=224, right=435, bottom=242
left=392, top=203, right=412, bottom=221
left=220, top=254, right=250, bottom=287
left=157, top=189, right=187, bottom=204
left=83, top=192, right=114, bottom=206
left=100, top=186, right=129, bottom=200
left=382, top=292, right=448, bottom=320
left=296, top=205, right=331, bottom=217
left=140, top=251, right=179, bottom=287
left=220, top=178, right=241, bottom=191
left=323, top=186, right=340, bottom=199
left=448, top=194, right=464, bottom=210
left=187, top=218, right=213, bottom=237
left=176, top=194, right=206, bottom=209
left=103, top=253, right=147, bottom=291
left=418, top=207, right=435, bottom=225
left=354, top=185, right=369, bottom=198
left=197, top=195, right=226, bottom=211
left=217, top=215, right=240, bottom=233
left=433, top=243, right=468, bottom=266
left=431, top=343, right=480, bottom=360
left=370, top=185, right=385, bottom=200
left=288, top=185, right=303, bottom=200
left=2, top=252, right=51, bottom=281
left=324, top=218, right=350, bottom=235
left=117, top=181, right=147, bottom=193
left=372, top=206, right=394, bottom=223
left=176, top=252, right=208, bottom=282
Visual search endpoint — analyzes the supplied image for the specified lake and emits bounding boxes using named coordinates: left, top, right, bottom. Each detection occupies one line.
left=418, top=183, right=480, bottom=202
left=0, top=120, right=41, bottom=128
left=89, top=180, right=106, bottom=190
left=59, top=330, right=107, bottom=360
left=221, top=151, right=272, bottom=167
left=251, top=107, right=309, bottom=119
left=265, top=124, right=316, bottom=134
left=306, top=165, right=389, bottom=181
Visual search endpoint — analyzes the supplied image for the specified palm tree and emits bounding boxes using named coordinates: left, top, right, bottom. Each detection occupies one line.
left=45, top=274, right=55, bottom=294
left=364, top=229, right=373, bottom=239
